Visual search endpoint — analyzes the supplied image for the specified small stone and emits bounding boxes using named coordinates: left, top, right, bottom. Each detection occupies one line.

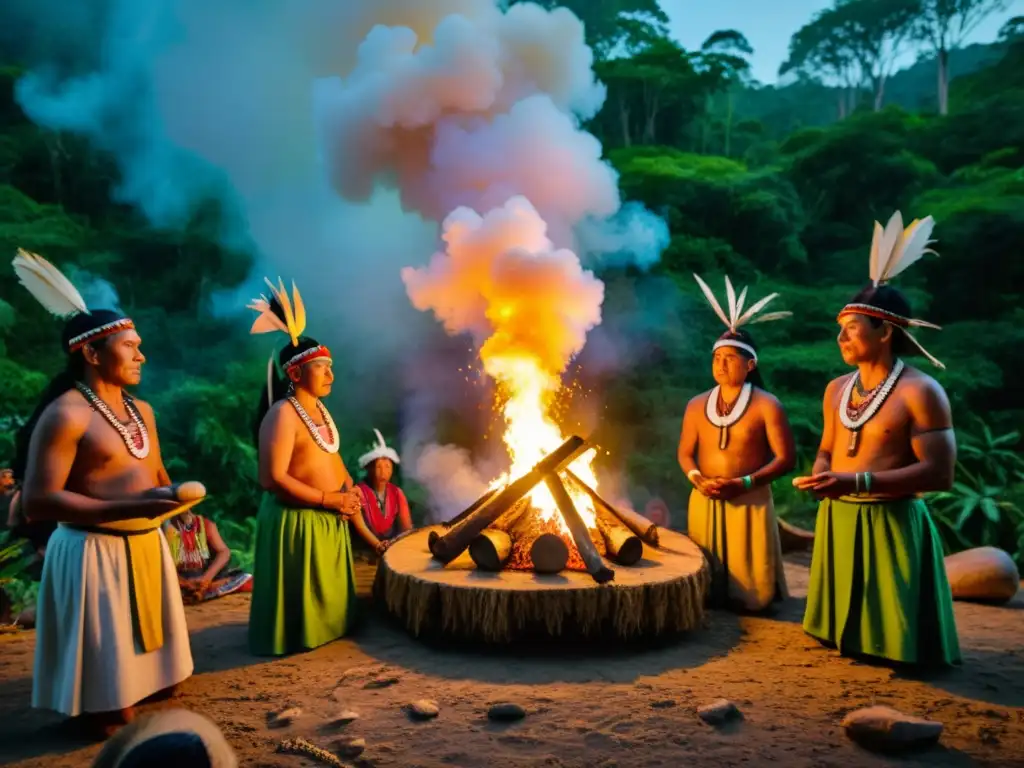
left=407, top=700, right=440, bottom=720
left=650, top=699, right=676, bottom=709
left=331, top=736, right=366, bottom=758
left=268, top=706, right=302, bottom=728
left=843, top=708, right=937, bottom=753
left=841, top=706, right=943, bottom=753
left=364, top=676, right=400, bottom=689
left=325, top=710, right=359, bottom=728
left=488, top=703, right=526, bottom=721
left=696, top=699, right=740, bottom=725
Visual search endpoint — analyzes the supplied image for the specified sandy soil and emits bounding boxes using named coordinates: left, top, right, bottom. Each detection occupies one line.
left=1, top=554, right=1022, bottom=768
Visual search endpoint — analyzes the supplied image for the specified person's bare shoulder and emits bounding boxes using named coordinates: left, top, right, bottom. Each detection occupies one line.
left=47, top=389, right=94, bottom=428
left=823, top=373, right=853, bottom=405
left=751, top=387, right=785, bottom=416
left=686, top=388, right=713, bottom=411
left=130, top=397, right=158, bottom=429
left=263, top=399, right=300, bottom=433
left=898, top=366, right=952, bottom=423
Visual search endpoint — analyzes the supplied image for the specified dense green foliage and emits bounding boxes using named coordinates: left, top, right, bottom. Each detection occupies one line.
left=1, top=0, right=1022, bottom=592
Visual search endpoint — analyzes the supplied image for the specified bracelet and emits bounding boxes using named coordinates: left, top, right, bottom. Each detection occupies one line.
left=687, top=469, right=702, bottom=483
left=855, top=472, right=862, bottom=493
left=742, top=475, right=753, bottom=490
left=863, top=471, right=872, bottom=494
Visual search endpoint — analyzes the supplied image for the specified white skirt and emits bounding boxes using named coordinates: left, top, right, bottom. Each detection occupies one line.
left=32, top=525, right=194, bottom=716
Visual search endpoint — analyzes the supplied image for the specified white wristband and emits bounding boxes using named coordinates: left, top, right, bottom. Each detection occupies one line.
left=687, top=469, right=702, bottom=482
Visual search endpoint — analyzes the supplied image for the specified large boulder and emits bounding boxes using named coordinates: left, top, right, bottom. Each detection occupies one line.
left=944, top=546, right=1020, bottom=604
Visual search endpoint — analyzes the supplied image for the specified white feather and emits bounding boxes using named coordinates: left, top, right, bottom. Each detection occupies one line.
left=874, top=211, right=906, bottom=284
left=735, top=292, right=780, bottom=327
left=748, top=310, right=793, bottom=324
left=693, top=274, right=732, bottom=330
left=880, top=216, right=937, bottom=283
left=735, top=286, right=748, bottom=321
left=247, top=298, right=289, bottom=335
left=12, top=249, right=88, bottom=317
left=868, top=221, right=883, bottom=284
left=374, top=428, right=386, bottom=449
left=725, top=276, right=738, bottom=329
left=266, top=354, right=275, bottom=408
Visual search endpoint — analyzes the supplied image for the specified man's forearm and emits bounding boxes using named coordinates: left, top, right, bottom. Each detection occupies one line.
left=861, top=461, right=953, bottom=496
left=25, top=491, right=162, bottom=524
left=201, top=551, right=231, bottom=583
left=811, top=450, right=831, bottom=475
left=266, top=474, right=328, bottom=508
left=751, top=456, right=793, bottom=486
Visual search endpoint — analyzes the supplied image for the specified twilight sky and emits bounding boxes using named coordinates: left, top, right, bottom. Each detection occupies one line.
left=661, top=0, right=1021, bottom=84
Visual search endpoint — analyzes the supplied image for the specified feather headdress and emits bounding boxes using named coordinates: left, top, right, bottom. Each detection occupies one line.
left=693, top=273, right=791, bottom=361
left=358, top=428, right=401, bottom=469
left=12, top=249, right=135, bottom=351
left=13, top=249, right=88, bottom=318
left=839, top=210, right=945, bottom=369
left=247, top=277, right=306, bottom=348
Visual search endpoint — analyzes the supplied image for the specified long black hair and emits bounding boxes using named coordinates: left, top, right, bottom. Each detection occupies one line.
left=846, top=283, right=915, bottom=357
left=716, top=328, right=767, bottom=390
left=251, top=335, right=324, bottom=446
left=12, top=310, right=124, bottom=481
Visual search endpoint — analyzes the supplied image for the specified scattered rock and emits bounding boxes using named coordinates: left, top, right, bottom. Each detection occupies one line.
left=330, top=736, right=366, bottom=758
left=650, top=699, right=676, bottom=709
left=268, top=707, right=302, bottom=728
left=15, top=606, right=36, bottom=629
left=945, top=547, right=1020, bottom=604
left=841, top=706, right=943, bottom=753
left=407, top=700, right=440, bottom=720
left=324, top=710, right=359, bottom=729
left=488, top=703, right=526, bottom=721
left=697, top=699, right=741, bottom=725
left=364, top=676, right=401, bottom=689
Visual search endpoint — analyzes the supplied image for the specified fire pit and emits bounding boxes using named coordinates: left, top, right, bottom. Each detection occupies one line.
left=375, top=436, right=710, bottom=642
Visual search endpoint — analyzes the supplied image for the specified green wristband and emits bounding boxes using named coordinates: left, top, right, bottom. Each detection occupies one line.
left=742, top=475, right=753, bottom=490
left=863, top=472, right=872, bottom=493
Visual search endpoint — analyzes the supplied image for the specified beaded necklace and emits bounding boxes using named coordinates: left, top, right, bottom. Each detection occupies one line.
left=838, top=359, right=905, bottom=456
left=704, top=382, right=753, bottom=450
left=75, top=382, right=150, bottom=460
left=288, top=396, right=339, bottom=454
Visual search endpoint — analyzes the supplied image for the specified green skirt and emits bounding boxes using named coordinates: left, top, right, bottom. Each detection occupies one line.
left=248, top=494, right=357, bottom=656
left=803, top=496, right=960, bottom=666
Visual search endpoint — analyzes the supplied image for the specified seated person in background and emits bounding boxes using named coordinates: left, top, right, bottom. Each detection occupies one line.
left=353, top=429, right=413, bottom=559
left=644, top=497, right=672, bottom=530
left=163, top=509, right=252, bottom=604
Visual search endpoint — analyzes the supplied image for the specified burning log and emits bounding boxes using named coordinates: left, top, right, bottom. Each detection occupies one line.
left=469, top=529, right=513, bottom=571
left=595, top=514, right=643, bottom=566
left=530, top=534, right=570, bottom=574
left=505, top=505, right=569, bottom=573
left=564, top=469, right=659, bottom=547
left=443, top=486, right=501, bottom=529
left=429, top=436, right=589, bottom=563
left=544, top=474, right=614, bottom=584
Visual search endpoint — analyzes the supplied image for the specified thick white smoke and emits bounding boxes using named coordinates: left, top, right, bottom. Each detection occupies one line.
left=8, top=0, right=669, bottom=518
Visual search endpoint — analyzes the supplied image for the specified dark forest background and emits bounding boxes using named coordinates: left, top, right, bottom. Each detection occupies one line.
left=2, top=0, right=1023, bottom=613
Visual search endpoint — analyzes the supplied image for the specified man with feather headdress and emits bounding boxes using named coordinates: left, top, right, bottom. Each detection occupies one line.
left=246, top=278, right=382, bottom=656
left=678, top=275, right=796, bottom=612
left=794, top=211, right=961, bottom=666
left=10, top=250, right=201, bottom=738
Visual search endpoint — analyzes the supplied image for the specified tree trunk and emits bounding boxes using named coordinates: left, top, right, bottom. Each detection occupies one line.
left=937, top=47, right=950, bottom=115
left=642, top=84, right=661, bottom=144
left=724, top=89, right=734, bottom=157
left=838, top=90, right=847, bottom=120
left=874, top=74, right=886, bottom=112
left=618, top=96, right=631, bottom=147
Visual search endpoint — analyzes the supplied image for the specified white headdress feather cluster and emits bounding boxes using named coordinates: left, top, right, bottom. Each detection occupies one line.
left=247, top=277, right=307, bottom=348
left=693, top=274, right=791, bottom=333
left=869, top=211, right=937, bottom=287
left=12, top=249, right=89, bottom=318
left=358, top=428, right=400, bottom=469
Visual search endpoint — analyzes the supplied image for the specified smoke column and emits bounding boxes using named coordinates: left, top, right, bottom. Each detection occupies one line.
left=6, top=0, right=669, bottom=518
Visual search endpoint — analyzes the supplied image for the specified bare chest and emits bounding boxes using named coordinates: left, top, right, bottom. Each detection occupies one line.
left=69, top=417, right=162, bottom=495
left=288, top=424, right=346, bottom=489
left=829, top=385, right=914, bottom=470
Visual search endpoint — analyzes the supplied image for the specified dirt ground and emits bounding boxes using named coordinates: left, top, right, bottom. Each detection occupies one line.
left=1, top=553, right=1022, bottom=768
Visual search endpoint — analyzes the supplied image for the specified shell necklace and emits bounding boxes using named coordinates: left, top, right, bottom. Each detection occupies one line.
left=288, top=396, right=339, bottom=454
left=704, top=382, right=753, bottom=450
left=75, top=382, right=151, bottom=460
left=838, top=358, right=905, bottom=456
